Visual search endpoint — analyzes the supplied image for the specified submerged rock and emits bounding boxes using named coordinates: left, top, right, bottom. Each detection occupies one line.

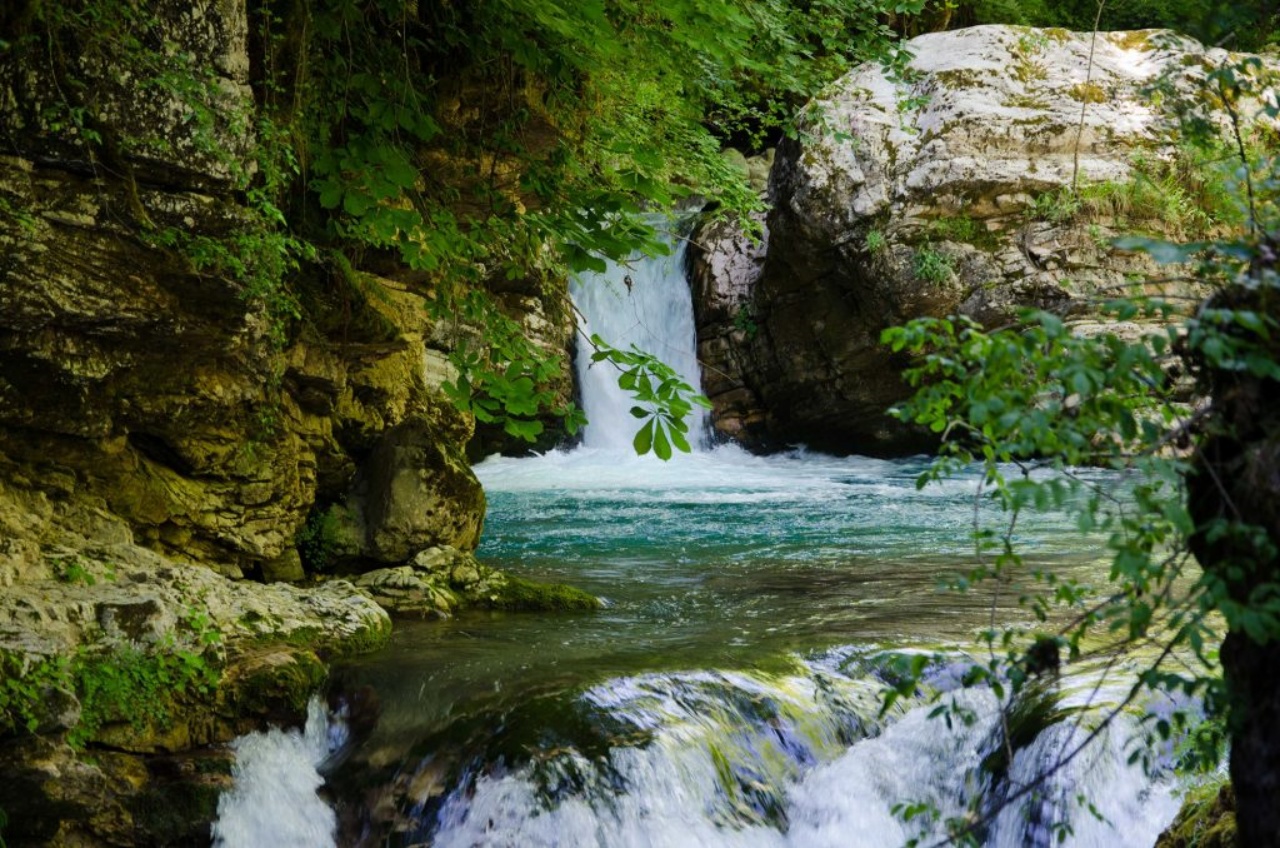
left=691, top=26, right=1278, bottom=455
left=356, top=545, right=602, bottom=617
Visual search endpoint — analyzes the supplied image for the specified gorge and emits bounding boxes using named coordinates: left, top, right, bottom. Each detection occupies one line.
left=1, top=0, right=1277, bottom=845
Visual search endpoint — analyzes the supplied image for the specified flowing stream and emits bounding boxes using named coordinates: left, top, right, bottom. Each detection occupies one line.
left=214, top=241, right=1185, bottom=846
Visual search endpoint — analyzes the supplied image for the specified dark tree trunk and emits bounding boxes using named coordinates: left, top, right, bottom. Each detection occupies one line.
left=1187, top=259, right=1280, bottom=847
left=1220, top=630, right=1280, bottom=845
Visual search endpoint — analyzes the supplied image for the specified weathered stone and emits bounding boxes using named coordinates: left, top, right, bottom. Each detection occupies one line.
left=691, top=26, right=1278, bottom=455
left=260, top=548, right=305, bottom=583
left=363, top=418, right=487, bottom=561
left=688, top=210, right=772, bottom=447
left=356, top=545, right=602, bottom=617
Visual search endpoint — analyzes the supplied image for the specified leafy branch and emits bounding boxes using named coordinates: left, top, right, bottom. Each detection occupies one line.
left=584, top=333, right=712, bottom=460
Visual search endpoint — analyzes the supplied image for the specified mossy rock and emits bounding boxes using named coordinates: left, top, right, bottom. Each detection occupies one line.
left=221, top=648, right=328, bottom=721
left=480, top=575, right=602, bottom=612
left=129, top=751, right=233, bottom=847
left=1155, top=781, right=1236, bottom=848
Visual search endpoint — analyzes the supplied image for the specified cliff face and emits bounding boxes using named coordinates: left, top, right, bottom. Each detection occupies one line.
left=0, top=1, right=576, bottom=843
left=0, top=0, right=591, bottom=586
left=691, top=26, right=1277, bottom=455
left=0, top=7, right=494, bottom=581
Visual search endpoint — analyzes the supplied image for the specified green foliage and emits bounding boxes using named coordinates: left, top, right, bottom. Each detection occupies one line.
left=442, top=291, right=585, bottom=444
left=67, top=637, right=220, bottom=748
left=49, top=554, right=103, bottom=586
left=866, top=228, right=888, bottom=254
left=928, top=216, right=980, bottom=244
left=0, top=652, right=70, bottom=736
left=1, top=610, right=222, bottom=748
left=586, top=334, right=712, bottom=460
left=913, top=244, right=955, bottom=284
left=296, top=505, right=342, bottom=573
left=286, top=0, right=907, bottom=275
left=732, top=305, right=759, bottom=338
left=0, top=193, right=36, bottom=235
left=1030, top=142, right=1254, bottom=239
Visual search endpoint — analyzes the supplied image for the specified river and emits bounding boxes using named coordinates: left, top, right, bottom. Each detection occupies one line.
left=212, top=239, right=1186, bottom=847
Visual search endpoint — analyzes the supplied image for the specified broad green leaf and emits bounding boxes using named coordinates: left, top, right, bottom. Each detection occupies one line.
left=653, top=424, right=672, bottom=460
left=633, top=418, right=655, bottom=455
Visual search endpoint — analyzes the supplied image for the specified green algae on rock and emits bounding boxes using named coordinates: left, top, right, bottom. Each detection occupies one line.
left=1155, top=781, right=1237, bottom=848
left=355, top=545, right=602, bottom=617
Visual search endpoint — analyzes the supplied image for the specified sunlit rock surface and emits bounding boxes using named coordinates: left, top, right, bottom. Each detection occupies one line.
left=691, top=26, right=1278, bottom=455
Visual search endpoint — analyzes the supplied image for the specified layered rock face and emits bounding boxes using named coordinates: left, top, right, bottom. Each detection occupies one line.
left=0, top=0, right=574, bottom=843
left=692, top=26, right=1275, bottom=455
left=0, top=2, right=497, bottom=582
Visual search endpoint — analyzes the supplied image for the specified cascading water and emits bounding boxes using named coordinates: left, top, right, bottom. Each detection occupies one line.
left=569, top=238, right=710, bottom=451
left=211, top=697, right=345, bottom=847
left=418, top=652, right=1180, bottom=848
left=409, top=251, right=1185, bottom=846
left=224, top=249, right=1190, bottom=847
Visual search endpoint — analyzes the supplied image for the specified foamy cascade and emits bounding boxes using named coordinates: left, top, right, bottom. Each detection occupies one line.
left=570, top=237, right=710, bottom=451
left=211, top=696, right=345, bottom=848
left=427, top=656, right=1179, bottom=848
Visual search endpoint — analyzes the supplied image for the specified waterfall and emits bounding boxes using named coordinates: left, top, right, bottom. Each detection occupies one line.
left=569, top=237, right=710, bottom=452
left=211, top=697, right=345, bottom=848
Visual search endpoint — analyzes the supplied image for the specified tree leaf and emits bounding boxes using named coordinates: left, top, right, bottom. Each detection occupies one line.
left=653, top=423, right=672, bottom=460
left=633, top=418, right=655, bottom=455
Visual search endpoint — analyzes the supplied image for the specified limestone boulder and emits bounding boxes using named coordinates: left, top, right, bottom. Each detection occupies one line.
left=691, top=26, right=1278, bottom=455
left=362, top=417, right=486, bottom=562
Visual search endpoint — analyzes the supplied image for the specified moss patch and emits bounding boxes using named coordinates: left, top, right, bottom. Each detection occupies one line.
left=129, top=754, right=232, bottom=847
left=1003, top=93, right=1050, bottom=110
left=1069, top=82, right=1107, bottom=104
left=934, top=69, right=987, bottom=91
left=222, top=649, right=327, bottom=718
left=1155, top=781, right=1236, bottom=848
left=482, top=575, right=602, bottom=612
left=1111, top=31, right=1155, bottom=52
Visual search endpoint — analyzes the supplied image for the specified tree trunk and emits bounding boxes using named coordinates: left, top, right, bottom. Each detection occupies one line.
left=1220, top=630, right=1280, bottom=845
left=1187, top=269, right=1280, bottom=847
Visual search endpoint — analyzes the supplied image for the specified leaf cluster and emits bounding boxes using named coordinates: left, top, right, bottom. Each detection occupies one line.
left=586, top=333, right=712, bottom=460
left=441, top=290, right=586, bottom=444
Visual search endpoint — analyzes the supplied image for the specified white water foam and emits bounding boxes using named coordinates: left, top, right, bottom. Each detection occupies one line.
left=429, top=673, right=1178, bottom=848
left=570, top=236, right=710, bottom=451
left=211, top=696, right=344, bottom=848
